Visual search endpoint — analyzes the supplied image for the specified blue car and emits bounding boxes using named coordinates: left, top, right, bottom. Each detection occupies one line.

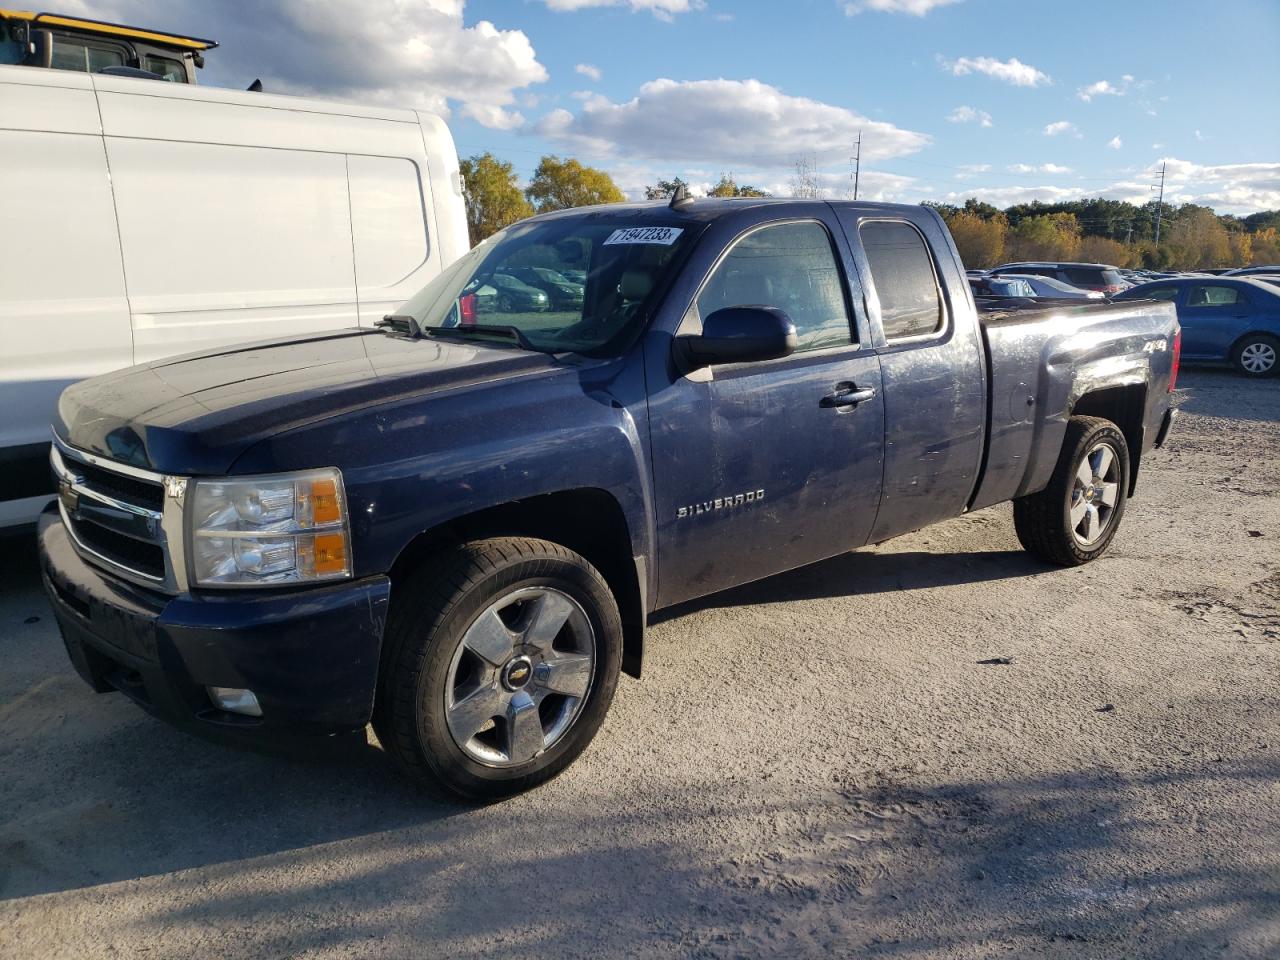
left=1114, top=277, right=1280, bottom=377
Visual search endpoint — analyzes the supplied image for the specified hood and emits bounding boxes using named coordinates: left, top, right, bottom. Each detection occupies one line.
left=55, top=329, right=574, bottom=475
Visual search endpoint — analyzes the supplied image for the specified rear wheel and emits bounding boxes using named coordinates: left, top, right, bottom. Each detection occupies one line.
left=373, top=537, right=622, bottom=799
left=1013, top=416, right=1129, bottom=566
left=1232, top=333, right=1279, bottom=377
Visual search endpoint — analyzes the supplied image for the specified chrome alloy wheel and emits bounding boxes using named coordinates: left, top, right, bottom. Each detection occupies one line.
left=444, top=586, right=596, bottom=767
left=1239, top=341, right=1277, bottom=374
left=1070, top=441, right=1122, bottom=546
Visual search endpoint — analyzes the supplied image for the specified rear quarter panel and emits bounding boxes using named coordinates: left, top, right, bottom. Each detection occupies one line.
left=970, top=300, right=1177, bottom=511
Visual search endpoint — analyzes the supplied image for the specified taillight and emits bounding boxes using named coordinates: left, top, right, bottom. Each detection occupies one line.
left=458, top=293, right=476, bottom=326
left=1169, top=329, right=1181, bottom=392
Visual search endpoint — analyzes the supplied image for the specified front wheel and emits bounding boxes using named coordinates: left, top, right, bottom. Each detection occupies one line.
left=1013, top=416, right=1130, bottom=566
left=1232, top=333, right=1279, bottom=377
left=373, top=537, right=622, bottom=799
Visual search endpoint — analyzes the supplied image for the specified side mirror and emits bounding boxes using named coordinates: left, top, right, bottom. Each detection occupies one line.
left=675, top=306, right=797, bottom=370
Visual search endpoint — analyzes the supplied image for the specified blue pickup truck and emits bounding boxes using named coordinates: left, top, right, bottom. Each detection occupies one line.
left=38, top=198, right=1180, bottom=798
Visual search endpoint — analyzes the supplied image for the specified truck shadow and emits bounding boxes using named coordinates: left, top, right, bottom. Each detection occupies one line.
left=652, top=546, right=1047, bottom=625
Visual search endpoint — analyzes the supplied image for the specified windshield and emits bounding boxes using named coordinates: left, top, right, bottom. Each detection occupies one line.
left=397, top=217, right=700, bottom=355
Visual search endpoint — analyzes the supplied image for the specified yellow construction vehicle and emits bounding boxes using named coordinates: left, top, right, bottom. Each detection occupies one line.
left=0, top=8, right=216, bottom=83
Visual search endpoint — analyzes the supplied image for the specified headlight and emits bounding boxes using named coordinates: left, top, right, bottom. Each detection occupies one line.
left=189, top=468, right=351, bottom=587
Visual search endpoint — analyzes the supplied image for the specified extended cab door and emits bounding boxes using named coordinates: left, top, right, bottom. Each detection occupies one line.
left=832, top=208, right=987, bottom=542
left=645, top=214, right=885, bottom=608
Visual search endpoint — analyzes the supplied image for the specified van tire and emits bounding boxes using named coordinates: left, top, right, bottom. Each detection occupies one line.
left=372, top=537, right=622, bottom=800
left=1013, top=416, right=1130, bottom=567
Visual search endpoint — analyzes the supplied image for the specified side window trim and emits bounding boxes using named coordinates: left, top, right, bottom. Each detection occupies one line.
left=856, top=217, right=950, bottom=348
left=686, top=217, right=865, bottom=357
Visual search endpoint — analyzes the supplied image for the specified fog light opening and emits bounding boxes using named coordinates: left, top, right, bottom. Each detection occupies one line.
left=207, top=686, right=263, bottom=717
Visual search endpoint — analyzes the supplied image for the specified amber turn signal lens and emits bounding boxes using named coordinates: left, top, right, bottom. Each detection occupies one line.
left=311, top=532, right=348, bottom=575
left=311, top=478, right=341, bottom=525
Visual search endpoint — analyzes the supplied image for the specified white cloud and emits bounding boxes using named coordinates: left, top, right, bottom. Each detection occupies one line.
left=535, top=77, right=930, bottom=167
left=1078, top=80, right=1117, bottom=101
left=81, top=0, right=548, bottom=130
left=947, top=105, right=992, bottom=127
left=1008, top=163, right=1072, bottom=174
left=955, top=163, right=991, bottom=178
left=1043, top=120, right=1079, bottom=137
left=937, top=160, right=1280, bottom=215
left=944, top=56, right=1050, bottom=87
left=575, top=63, right=602, bottom=81
left=1108, top=136, right=1123, bottom=150
left=845, top=0, right=962, bottom=15
left=1077, top=75, right=1137, bottom=101
left=541, top=0, right=702, bottom=19
left=1195, top=129, right=1207, bottom=142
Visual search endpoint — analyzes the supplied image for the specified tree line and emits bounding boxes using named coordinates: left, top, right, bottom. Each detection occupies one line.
left=458, top=151, right=1279, bottom=269
left=929, top=198, right=1280, bottom=270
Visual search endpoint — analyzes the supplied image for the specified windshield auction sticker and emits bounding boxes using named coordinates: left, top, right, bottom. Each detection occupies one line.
left=603, top=226, right=684, bottom=246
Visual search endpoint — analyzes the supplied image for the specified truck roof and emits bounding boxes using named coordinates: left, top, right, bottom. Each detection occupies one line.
left=0, top=8, right=218, bottom=50
left=529, top=197, right=934, bottom=224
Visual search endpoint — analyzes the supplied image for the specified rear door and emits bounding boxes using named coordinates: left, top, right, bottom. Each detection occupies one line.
left=646, top=213, right=884, bottom=607
left=1180, top=283, right=1254, bottom=359
left=832, top=209, right=986, bottom=542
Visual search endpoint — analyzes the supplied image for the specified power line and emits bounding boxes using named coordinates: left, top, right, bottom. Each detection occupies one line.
left=851, top=130, right=862, bottom=201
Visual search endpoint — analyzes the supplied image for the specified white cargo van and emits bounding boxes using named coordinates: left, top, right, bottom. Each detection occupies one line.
left=0, top=65, right=470, bottom=527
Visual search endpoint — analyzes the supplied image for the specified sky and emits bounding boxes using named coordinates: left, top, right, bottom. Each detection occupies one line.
left=63, top=0, right=1280, bottom=214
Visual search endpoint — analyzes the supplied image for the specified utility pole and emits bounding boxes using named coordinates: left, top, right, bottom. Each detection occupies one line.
left=1152, top=162, right=1166, bottom=248
left=851, top=130, right=862, bottom=201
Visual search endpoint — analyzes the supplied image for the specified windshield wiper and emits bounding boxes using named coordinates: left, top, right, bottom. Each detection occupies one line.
left=420, top=324, right=557, bottom=354
left=374, top=314, right=424, bottom=338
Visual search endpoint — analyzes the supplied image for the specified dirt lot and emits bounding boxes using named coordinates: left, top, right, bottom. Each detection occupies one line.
left=1, top=367, right=1277, bottom=959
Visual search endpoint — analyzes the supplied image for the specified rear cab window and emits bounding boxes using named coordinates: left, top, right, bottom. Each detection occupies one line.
left=859, top=220, right=944, bottom=341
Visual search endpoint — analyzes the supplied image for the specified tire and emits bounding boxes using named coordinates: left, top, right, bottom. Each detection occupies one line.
left=1013, top=416, right=1130, bottom=567
left=497, top=295, right=514, bottom=313
left=1231, top=333, right=1279, bottom=377
left=372, top=537, right=622, bottom=800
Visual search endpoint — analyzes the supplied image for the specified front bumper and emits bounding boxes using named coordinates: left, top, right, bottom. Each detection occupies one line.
left=38, top=507, right=390, bottom=742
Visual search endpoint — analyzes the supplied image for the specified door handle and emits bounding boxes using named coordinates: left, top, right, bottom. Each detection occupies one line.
left=821, top=384, right=877, bottom=408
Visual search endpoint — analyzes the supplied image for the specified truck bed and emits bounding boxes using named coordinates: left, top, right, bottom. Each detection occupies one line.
left=969, top=297, right=1179, bottom=512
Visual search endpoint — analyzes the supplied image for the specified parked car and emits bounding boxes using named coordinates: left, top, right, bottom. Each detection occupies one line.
left=993, top=261, right=1129, bottom=294
left=992, top=274, right=1105, bottom=300
left=503, top=266, right=586, bottom=309
left=38, top=198, right=1178, bottom=799
left=1114, top=277, right=1280, bottom=376
left=1222, top=265, right=1280, bottom=277
left=490, top=273, right=551, bottom=312
left=969, top=276, right=1037, bottom=298
left=0, top=64, right=469, bottom=530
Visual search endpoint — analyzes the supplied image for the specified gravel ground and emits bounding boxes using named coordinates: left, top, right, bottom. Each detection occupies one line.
left=1, top=367, right=1277, bottom=959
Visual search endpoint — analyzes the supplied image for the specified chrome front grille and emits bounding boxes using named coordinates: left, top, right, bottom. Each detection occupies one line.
left=50, top=437, right=189, bottom=594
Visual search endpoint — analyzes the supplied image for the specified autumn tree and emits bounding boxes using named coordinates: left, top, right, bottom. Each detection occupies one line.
left=706, top=173, right=769, bottom=198
left=525, top=155, right=625, bottom=212
left=643, top=177, right=689, bottom=200
left=458, top=152, right=533, bottom=245
left=1163, top=205, right=1232, bottom=268
left=1005, top=213, right=1082, bottom=262
left=1078, top=235, right=1135, bottom=268
left=941, top=209, right=1007, bottom=268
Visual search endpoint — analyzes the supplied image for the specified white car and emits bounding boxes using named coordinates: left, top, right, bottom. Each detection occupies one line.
left=995, top=273, right=1105, bottom=300
left=0, top=65, right=470, bottom=527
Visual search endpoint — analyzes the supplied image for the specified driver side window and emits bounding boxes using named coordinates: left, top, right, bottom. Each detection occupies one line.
left=696, top=221, right=854, bottom=352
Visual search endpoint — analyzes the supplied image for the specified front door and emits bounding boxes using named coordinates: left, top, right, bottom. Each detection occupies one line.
left=646, top=217, right=885, bottom=608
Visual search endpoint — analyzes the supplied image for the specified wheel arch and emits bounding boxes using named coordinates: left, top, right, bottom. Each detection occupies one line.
left=389, top=488, right=646, bottom=679
left=1071, top=383, right=1146, bottom=496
